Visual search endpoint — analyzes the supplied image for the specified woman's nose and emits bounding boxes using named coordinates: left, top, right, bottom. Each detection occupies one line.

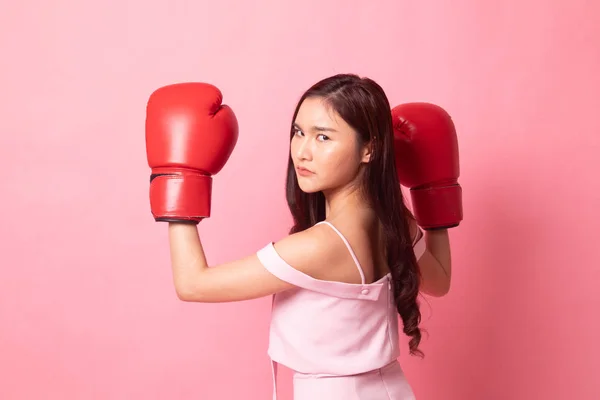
left=295, top=137, right=312, bottom=160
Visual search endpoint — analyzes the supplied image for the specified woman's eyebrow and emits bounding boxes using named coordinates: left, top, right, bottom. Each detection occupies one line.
left=293, top=122, right=337, bottom=132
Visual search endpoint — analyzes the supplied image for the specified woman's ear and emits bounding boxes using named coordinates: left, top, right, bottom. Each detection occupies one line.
left=361, top=138, right=375, bottom=163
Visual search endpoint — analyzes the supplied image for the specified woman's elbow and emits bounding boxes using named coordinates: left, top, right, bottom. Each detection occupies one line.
left=421, top=276, right=451, bottom=297
left=174, top=281, right=205, bottom=302
left=422, top=285, right=450, bottom=298
left=431, top=281, right=451, bottom=297
left=175, top=287, right=195, bottom=302
left=176, top=287, right=196, bottom=302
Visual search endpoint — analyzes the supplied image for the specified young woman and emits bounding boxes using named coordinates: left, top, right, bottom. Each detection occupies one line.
left=145, top=74, right=460, bottom=399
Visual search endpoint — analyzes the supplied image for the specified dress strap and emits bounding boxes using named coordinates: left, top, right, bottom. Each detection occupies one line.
left=316, top=221, right=366, bottom=285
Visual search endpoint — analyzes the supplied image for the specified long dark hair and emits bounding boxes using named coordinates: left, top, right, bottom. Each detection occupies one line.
left=285, top=74, right=424, bottom=357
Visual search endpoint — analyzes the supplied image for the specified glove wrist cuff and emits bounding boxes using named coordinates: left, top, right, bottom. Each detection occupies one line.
left=411, top=185, right=463, bottom=230
left=149, top=172, right=212, bottom=222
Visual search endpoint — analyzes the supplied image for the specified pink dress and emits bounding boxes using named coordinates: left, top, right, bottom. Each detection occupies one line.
left=256, top=221, right=426, bottom=400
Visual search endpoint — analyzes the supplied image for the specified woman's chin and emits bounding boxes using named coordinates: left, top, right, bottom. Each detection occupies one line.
left=297, top=180, right=321, bottom=194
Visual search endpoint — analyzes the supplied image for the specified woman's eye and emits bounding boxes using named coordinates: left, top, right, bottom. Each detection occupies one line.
left=317, top=134, right=329, bottom=141
left=293, top=128, right=304, bottom=136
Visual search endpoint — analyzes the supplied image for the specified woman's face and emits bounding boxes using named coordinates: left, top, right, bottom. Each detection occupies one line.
left=290, top=97, right=370, bottom=194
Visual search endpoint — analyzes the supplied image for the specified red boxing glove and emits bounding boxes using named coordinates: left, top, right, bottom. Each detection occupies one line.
left=145, top=82, right=239, bottom=223
left=392, top=102, right=463, bottom=230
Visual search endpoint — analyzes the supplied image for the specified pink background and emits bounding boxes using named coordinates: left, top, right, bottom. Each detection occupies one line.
left=1, top=0, right=599, bottom=399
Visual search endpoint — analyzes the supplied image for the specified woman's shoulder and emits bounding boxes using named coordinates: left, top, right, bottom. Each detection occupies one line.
left=274, top=222, right=337, bottom=262
left=271, top=221, right=356, bottom=282
left=274, top=221, right=366, bottom=283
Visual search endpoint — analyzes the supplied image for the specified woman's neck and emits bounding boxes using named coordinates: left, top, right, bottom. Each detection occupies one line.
left=323, top=184, right=372, bottom=222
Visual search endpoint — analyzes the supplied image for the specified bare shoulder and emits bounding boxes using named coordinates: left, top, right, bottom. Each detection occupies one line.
left=273, top=223, right=345, bottom=281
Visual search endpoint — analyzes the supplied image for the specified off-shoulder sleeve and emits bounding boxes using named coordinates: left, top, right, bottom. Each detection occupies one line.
left=255, top=242, right=384, bottom=300
left=256, top=242, right=318, bottom=289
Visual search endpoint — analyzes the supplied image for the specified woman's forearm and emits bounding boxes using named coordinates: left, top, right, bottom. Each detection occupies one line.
left=424, top=229, right=451, bottom=278
left=168, top=223, right=208, bottom=297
